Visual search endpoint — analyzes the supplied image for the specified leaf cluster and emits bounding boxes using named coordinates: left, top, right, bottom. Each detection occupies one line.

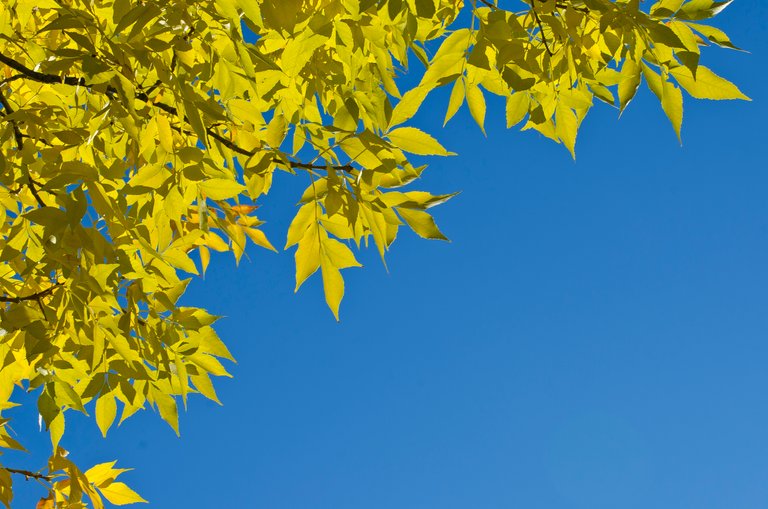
left=0, top=0, right=747, bottom=506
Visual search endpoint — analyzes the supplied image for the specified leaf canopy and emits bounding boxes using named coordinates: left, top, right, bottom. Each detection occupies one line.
left=0, top=0, right=747, bottom=506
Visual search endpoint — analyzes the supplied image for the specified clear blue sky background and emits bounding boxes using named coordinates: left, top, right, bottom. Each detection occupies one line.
left=8, top=3, right=768, bottom=508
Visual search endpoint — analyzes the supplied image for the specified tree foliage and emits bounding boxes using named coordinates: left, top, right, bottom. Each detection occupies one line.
left=0, top=0, right=747, bottom=506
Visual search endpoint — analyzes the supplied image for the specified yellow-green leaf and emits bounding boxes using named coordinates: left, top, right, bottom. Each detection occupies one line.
left=398, top=208, right=448, bottom=241
left=387, top=127, right=453, bottom=156
left=466, top=83, right=487, bottom=134
left=670, top=66, right=750, bottom=100
left=390, top=86, right=431, bottom=129
left=444, top=79, right=465, bottom=126
left=199, top=179, right=246, bottom=201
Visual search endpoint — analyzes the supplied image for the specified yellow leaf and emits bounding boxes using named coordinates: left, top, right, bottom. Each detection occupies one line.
left=244, top=227, right=277, bottom=252
left=98, top=482, right=147, bottom=506
left=444, top=78, right=465, bottom=126
left=662, top=79, right=684, bottom=143
left=506, top=92, right=529, bottom=128
left=323, top=238, right=361, bottom=269
left=670, top=65, right=750, bottom=101
left=199, top=179, right=246, bottom=201
left=85, top=462, right=131, bottom=487
left=387, top=127, right=453, bottom=156
left=398, top=208, right=448, bottom=241
left=49, top=412, right=65, bottom=452
left=555, top=104, right=578, bottom=158
left=286, top=202, right=317, bottom=249
left=163, top=248, right=199, bottom=275
left=152, top=389, right=179, bottom=435
left=466, top=83, right=486, bottom=134
left=320, top=257, right=344, bottom=321
left=618, top=59, right=642, bottom=112
left=390, top=86, right=431, bottom=129
left=294, top=224, right=320, bottom=291
left=156, top=116, right=174, bottom=153
left=95, top=394, right=117, bottom=438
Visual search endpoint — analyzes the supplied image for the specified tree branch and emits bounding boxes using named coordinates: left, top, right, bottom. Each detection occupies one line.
left=4, top=468, right=52, bottom=482
left=26, top=176, right=47, bottom=207
left=0, top=87, right=24, bottom=150
left=531, top=1, right=554, bottom=56
left=0, top=283, right=63, bottom=304
left=0, top=85, right=47, bottom=206
left=0, top=53, right=357, bottom=175
left=0, top=53, right=87, bottom=87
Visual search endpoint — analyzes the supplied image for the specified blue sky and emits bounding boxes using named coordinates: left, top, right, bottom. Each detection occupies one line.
left=8, top=3, right=768, bottom=508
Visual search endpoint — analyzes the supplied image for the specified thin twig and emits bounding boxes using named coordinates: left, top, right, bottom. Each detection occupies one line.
left=531, top=0, right=554, bottom=56
left=477, top=0, right=497, bottom=9
left=4, top=468, right=53, bottom=482
left=0, top=86, right=48, bottom=206
left=0, top=282, right=63, bottom=304
left=0, top=53, right=357, bottom=174
left=0, top=87, right=24, bottom=150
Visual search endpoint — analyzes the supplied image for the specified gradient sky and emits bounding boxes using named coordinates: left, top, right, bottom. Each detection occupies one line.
left=7, top=3, right=768, bottom=508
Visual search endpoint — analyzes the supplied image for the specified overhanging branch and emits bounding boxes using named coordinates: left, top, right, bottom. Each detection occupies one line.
left=0, top=53, right=357, bottom=175
left=0, top=283, right=63, bottom=304
left=4, top=468, right=53, bottom=482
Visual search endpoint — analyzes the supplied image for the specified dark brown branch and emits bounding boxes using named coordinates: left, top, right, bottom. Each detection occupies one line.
left=0, top=74, right=25, bottom=86
left=0, top=283, right=62, bottom=304
left=0, top=53, right=87, bottom=87
left=26, top=177, right=47, bottom=207
left=0, top=85, right=47, bottom=206
left=477, top=0, right=497, bottom=9
left=4, top=468, right=52, bottom=481
left=287, top=160, right=355, bottom=173
left=189, top=123, right=356, bottom=173
left=0, top=53, right=357, bottom=175
left=531, top=1, right=554, bottom=56
left=121, top=307, right=148, bottom=327
left=0, top=87, right=24, bottom=150
left=141, top=79, right=163, bottom=97
left=555, top=2, right=589, bottom=13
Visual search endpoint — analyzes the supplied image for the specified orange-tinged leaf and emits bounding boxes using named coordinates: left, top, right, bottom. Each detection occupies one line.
left=36, top=496, right=54, bottom=509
